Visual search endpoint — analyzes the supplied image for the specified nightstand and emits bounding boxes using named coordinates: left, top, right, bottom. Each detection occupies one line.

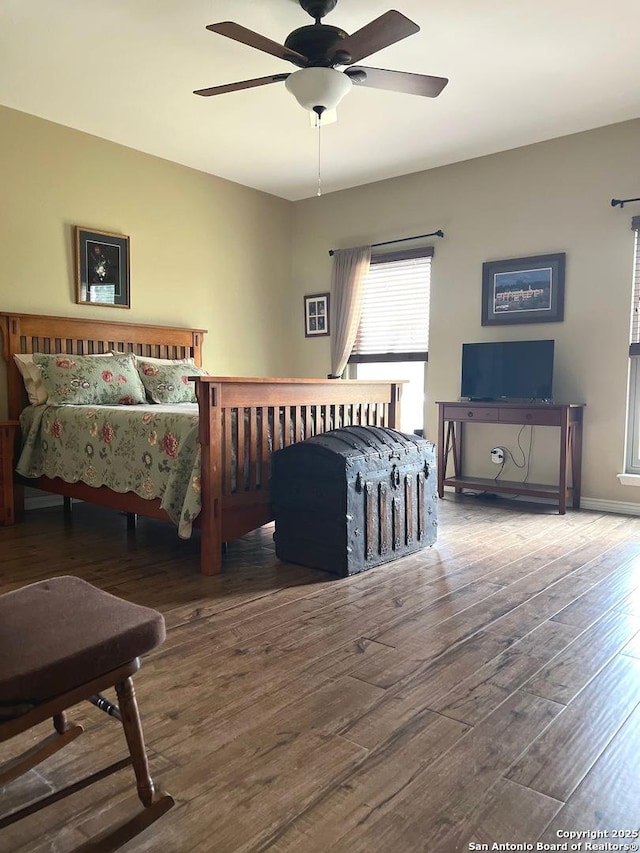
left=0, top=421, right=19, bottom=525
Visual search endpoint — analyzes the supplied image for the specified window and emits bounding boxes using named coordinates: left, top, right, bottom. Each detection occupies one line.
left=355, top=360, right=426, bottom=434
left=349, top=247, right=432, bottom=433
left=626, top=217, right=640, bottom=473
left=350, top=248, right=432, bottom=363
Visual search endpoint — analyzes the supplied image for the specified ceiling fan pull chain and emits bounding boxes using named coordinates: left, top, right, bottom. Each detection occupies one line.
left=317, top=117, right=322, bottom=197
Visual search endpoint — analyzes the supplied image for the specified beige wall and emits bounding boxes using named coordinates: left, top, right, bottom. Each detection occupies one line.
left=0, top=105, right=294, bottom=418
left=289, top=120, right=640, bottom=506
left=3, top=103, right=639, bottom=506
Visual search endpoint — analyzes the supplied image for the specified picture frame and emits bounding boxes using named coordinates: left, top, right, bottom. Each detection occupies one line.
left=481, top=252, right=565, bottom=326
left=75, top=226, right=130, bottom=308
left=304, top=292, right=330, bottom=337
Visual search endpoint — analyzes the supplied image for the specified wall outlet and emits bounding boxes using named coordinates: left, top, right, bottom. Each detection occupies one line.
left=490, top=446, right=505, bottom=464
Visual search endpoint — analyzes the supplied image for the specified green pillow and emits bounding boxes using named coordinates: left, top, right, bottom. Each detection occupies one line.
left=136, top=361, right=207, bottom=404
left=33, top=353, right=146, bottom=405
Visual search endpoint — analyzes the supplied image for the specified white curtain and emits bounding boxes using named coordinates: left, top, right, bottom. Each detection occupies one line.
left=329, top=246, right=372, bottom=378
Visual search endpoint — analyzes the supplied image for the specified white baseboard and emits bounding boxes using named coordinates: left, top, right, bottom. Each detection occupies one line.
left=579, top=497, right=640, bottom=516
left=442, top=487, right=640, bottom=517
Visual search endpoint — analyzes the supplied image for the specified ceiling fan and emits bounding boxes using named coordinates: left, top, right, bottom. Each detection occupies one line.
left=194, top=0, right=448, bottom=118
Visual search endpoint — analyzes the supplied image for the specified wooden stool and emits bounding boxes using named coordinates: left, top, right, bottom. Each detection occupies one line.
left=0, top=576, right=174, bottom=851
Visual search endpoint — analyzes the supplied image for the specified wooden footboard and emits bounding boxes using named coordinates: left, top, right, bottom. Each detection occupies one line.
left=1, top=312, right=402, bottom=576
left=194, top=377, right=402, bottom=575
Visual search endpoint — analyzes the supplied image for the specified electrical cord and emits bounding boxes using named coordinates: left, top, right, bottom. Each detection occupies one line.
left=493, top=425, right=533, bottom=483
left=515, top=424, right=534, bottom=483
left=511, top=425, right=528, bottom=469
left=450, top=425, right=534, bottom=499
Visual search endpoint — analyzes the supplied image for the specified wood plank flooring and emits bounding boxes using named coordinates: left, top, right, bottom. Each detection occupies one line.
left=1, top=496, right=640, bottom=852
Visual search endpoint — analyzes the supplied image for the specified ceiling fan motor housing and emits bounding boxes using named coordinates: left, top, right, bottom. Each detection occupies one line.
left=285, top=25, right=348, bottom=67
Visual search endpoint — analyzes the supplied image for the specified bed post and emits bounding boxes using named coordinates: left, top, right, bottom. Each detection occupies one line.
left=0, top=315, right=25, bottom=520
left=0, top=315, right=26, bottom=421
left=195, top=379, right=223, bottom=575
left=388, top=382, right=402, bottom=429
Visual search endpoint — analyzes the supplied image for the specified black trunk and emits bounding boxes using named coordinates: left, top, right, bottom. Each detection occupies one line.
left=272, top=426, right=437, bottom=576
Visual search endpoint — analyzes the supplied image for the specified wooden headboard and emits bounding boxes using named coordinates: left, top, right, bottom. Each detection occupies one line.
left=0, top=312, right=207, bottom=420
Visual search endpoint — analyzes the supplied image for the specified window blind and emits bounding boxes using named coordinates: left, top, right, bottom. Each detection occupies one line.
left=350, top=247, right=433, bottom=363
left=630, top=216, right=640, bottom=355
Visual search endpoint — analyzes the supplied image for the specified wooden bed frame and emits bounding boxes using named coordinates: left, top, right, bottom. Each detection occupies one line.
left=0, top=312, right=402, bottom=575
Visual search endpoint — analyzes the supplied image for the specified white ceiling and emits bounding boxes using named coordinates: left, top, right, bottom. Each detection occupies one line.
left=2, top=0, right=640, bottom=201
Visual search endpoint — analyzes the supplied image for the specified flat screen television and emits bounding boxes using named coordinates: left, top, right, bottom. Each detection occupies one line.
left=461, top=339, right=554, bottom=402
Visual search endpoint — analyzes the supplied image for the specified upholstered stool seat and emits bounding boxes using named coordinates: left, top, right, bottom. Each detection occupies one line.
left=0, top=576, right=165, bottom=706
left=0, top=575, right=173, bottom=851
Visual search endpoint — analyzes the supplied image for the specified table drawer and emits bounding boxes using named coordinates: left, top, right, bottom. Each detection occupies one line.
left=498, top=407, right=562, bottom=426
left=442, top=406, right=496, bottom=422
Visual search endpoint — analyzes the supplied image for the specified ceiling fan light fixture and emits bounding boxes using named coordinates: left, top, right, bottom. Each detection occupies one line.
left=285, top=67, right=352, bottom=114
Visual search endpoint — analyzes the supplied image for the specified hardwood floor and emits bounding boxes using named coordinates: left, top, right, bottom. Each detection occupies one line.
left=1, top=496, right=640, bottom=852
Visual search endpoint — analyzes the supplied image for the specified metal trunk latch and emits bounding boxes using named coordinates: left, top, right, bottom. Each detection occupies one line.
left=390, top=464, right=400, bottom=489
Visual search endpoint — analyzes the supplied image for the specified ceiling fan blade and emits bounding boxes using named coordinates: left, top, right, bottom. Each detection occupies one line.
left=206, top=22, right=308, bottom=66
left=194, top=73, right=290, bottom=97
left=334, top=11, right=419, bottom=65
left=347, top=66, right=448, bottom=98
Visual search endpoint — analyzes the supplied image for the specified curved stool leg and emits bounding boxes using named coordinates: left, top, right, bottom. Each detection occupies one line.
left=73, top=676, right=174, bottom=853
left=114, top=677, right=156, bottom=808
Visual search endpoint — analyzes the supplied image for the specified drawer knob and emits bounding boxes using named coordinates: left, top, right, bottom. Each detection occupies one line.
left=467, top=411, right=474, bottom=418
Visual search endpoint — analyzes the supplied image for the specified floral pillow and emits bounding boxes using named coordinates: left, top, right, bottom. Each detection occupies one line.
left=14, top=352, right=117, bottom=406
left=136, top=362, right=207, bottom=404
left=33, top=353, right=146, bottom=405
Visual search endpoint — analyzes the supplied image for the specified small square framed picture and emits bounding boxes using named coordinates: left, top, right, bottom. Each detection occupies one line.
left=304, top=292, right=330, bottom=337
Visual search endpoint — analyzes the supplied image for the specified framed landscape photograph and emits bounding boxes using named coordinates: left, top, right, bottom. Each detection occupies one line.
left=75, top=227, right=130, bottom=308
left=304, top=292, right=330, bottom=337
left=481, top=252, right=565, bottom=326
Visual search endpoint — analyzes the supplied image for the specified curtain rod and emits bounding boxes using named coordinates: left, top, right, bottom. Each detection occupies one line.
left=611, top=197, right=640, bottom=209
left=328, top=230, right=444, bottom=256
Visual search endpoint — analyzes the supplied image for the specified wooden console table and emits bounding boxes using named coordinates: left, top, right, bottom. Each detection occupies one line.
left=437, top=401, right=584, bottom=514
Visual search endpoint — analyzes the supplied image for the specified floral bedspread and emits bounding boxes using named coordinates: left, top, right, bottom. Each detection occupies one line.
left=17, top=403, right=202, bottom=538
